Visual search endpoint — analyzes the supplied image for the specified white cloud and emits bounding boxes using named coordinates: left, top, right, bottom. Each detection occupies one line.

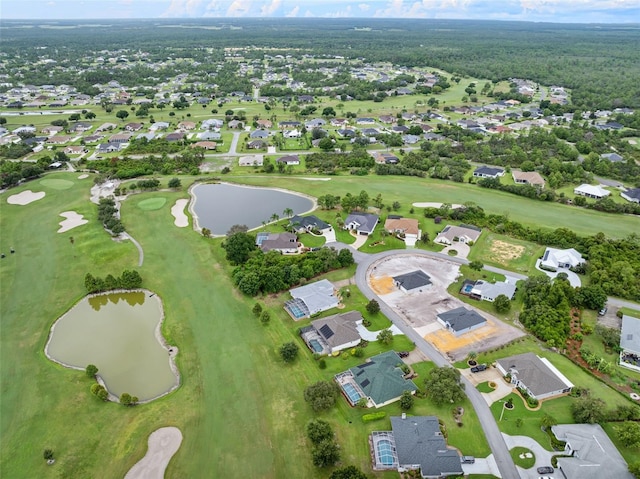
left=226, top=0, right=251, bottom=16
left=358, top=3, right=370, bottom=11
left=323, top=5, right=353, bottom=17
left=260, top=0, right=281, bottom=15
left=161, top=0, right=205, bottom=17
left=285, top=5, right=300, bottom=17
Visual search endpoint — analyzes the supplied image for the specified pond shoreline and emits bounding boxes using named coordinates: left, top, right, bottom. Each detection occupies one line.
left=189, top=181, right=317, bottom=237
left=44, top=289, right=181, bottom=404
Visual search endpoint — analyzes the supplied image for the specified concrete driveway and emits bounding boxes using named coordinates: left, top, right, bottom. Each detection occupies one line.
left=534, top=260, right=581, bottom=287
left=461, top=367, right=513, bottom=405
left=502, top=433, right=556, bottom=479
left=461, top=455, right=502, bottom=478
left=441, top=242, right=470, bottom=259
left=321, top=227, right=336, bottom=243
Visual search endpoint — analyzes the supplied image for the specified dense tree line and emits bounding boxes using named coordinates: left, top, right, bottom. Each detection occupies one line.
left=84, top=270, right=143, bottom=293
left=97, top=197, right=124, bottom=234
left=90, top=149, right=203, bottom=179
left=0, top=159, right=44, bottom=188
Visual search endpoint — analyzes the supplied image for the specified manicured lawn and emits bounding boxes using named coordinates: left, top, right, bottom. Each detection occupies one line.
left=223, top=175, right=633, bottom=238
left=298, top=232, right=326, bottom=248
left=468, top=232, right=544, bottom=275
left=477, top=381, right=496, bottom=393
left=509, top=446, right=535, bottom=469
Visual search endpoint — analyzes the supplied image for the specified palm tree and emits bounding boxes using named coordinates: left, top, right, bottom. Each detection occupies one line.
left=283, top=207, right=293, bottom=219
left=270, top=213, right=280, bottom=223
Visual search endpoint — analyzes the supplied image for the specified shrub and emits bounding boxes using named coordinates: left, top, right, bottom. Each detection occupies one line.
left=362, top=411, right=387, bottom=422
left=318, top=359, right=327, bottom=369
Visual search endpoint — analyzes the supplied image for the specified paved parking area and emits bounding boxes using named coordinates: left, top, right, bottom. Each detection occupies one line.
left=461, top=368, right=514, bottom=405
left=369, top=255, right=525, bottom=361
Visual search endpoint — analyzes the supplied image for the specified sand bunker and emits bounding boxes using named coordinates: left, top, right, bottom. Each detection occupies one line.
left=7, top=190, right=46, bottom=205
left=489, top=240, right=525, bottom=264
left=124, top=427, right=183, bottom=479
left=171, top=199, right=189, bottom=227
left=412, top=202, right=463, bottom=209
left=58, top=211, right=88, bottom=233
left=78, top=174, right=89, bottom=179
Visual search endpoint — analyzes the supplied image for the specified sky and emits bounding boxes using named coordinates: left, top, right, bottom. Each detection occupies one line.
left=1, top=0, right=639, bottom=23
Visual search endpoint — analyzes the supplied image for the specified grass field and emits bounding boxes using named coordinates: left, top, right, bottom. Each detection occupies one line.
left=224, top=175, right=636, bottom=239
left=1, top=172, right=493, bottom=478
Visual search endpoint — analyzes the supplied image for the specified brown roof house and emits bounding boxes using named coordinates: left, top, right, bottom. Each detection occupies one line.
left=256, top=232, right=299, bottom=253
left=385, top=216, right=421, bottom=247
left=192, top=141, right=217, bottom=150
left=512, top=170, right=545, bottom=187
left=434, top=224, right=481, bottom=245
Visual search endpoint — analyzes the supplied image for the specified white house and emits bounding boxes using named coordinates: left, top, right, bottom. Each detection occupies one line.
left=496, top=353, right=573, bottom=400
left=539, top=247, right=583, bottom=271
left=238, top=154, right=264, bottom=167
left=620, top=315, right=640, bottom=372
left=573, top=184, right=610, bottom=200
left=469, top=280, right=516, bottom=302
left=434, top=224, right=481, bottom=245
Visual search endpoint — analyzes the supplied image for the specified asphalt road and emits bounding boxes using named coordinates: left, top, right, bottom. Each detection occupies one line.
left=329, top=245, right=522, bottom=479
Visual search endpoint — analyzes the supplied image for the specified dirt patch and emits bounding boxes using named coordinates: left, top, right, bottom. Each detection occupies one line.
left=488, top=240, right=525, bottom=265
left=370, top=276, right=395, bottom=295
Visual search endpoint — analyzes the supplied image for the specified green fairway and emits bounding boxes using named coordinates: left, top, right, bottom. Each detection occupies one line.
left=225, top=175, right=637, bottom=239
left=136, top=197, right=167, bottom=210
left=39, top=178, right=75, bottom=190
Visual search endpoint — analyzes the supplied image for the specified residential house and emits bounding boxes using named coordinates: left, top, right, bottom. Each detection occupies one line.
left=512, top=170, right=545, bottom=187
left=250, top=129, right=269, bottom=139
left=256, top=119, right=272, bottom=129
left=305, top=118, right=326, bottom=129
left=165, top=133, right=185, bottom=142
left=227, top=120, right=244, bottom=129
left=109, top=133, right=132, bottom=144
left=300, top=311, right=364, bottom=354
left=177, top=121, right=196, bottom=130
left=202, top=118, right=224, bottom=130
left=621, top=187, right=640, bottom=203
left=192, top=141, right=217, bottom=150
left=375, top=152, right=399, bottom=164
left=344, top=212, right=379, bottom=235
left=96, top=143, right=120, bottom=153
left=335, top=351, right=417, bottom=408
left=356, top=117, right=376, bottom=125
left=384, top=216, right=420, bottom=247
left=96, top=122, right=117, bottom=132
left=473, top=166, right=504, bottom=179
left=551, top=424, right=633, bottom=479
left=539, top=247, right=583, bottom=271
left=247, top=139, right=266, bottom=149
left=238, top=155, right=264, bottom=166
left=620, top=315, right=640, bottom=372
left=496, top=353, right=574, bottom=400
left=41, top=125, right=64, bottom=135
left=124, top=122, right=143, bottom=132
left=69, top=122, right=92, bottom=133
left=337, top=128, right=356, bottom=138
left=197, top=131, right=221, bottom=141
left=402, top=135, right=421, bottom=145
left=46, top=135, right=72, bottom=145
left=371, top=416, right=463, bottom=478
left=256, top=232, right=298, bottom=253
left=393, top=270, right=431, bottom=293
left=437, top=307, right=487, bottom=336
left=13, top=126, right=37, bottom=135
left=379, top=115, right=396, bottom=124
left=361, top=128, right=379, bottom=137
left=136, top=132, right=155, bottom=141
left=392, top=125, right=409, bottom=134
left=574, top=184, right=610, bottom=199
left=84, top=134, right=103, bottom=143
left=434, top=224, right=481, bottom=245
left=283, top=129, right=301, bottom=139
left=600, top=153, right=624, bottom=163
left=63, top=145, right=88, bottom=155
left=278, top=121, right=301, bottom=129
left=330, top=118, right=348, bottom=127
left=276, top=155, right=300, bottom=165
left=468, top=280, right=516, bottom=302
left=284, top=279, right=339, bottom=319
left=289, top=214, right=330, bottom=233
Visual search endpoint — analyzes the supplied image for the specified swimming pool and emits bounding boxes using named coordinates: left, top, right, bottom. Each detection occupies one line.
left=375, top=439, right=396, bottom=466
left=309, top=339, right=324, bottom=353
left=342, top=382, right=363, bottom=404
left=462, top=283, right=474, bottom=293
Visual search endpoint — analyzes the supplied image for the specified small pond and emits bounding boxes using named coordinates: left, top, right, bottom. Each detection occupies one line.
left=191, top=183, right=314, bottom=235
left=46, top=292, right=179, bottom=401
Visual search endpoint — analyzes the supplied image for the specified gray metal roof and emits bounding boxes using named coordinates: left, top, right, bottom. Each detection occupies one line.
left=620, top=315, right=640, bottom=355
left=289, top=279, right=338, bottom=315
left=437, top=307, right=486, bottom=332
left=390, top=416, right=463, bottom=478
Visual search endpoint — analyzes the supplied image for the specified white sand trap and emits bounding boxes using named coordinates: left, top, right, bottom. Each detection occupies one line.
left=7, top=190, right=46, bottom=205
left=78, top=174, right=89, bottom=179
left=412, top=202, right=464, bottom=209
left=125, top=427, right=182, bottom=479
left=171, top=199, right=189, bottom=227
left=300, top=177, right=331, bottom=181
left=58, top=211, right=88, bottom=233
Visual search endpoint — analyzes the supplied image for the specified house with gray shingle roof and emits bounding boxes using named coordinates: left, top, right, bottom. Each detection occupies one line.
left=289, top=215, right=330, bottom=233
left=434, top=224, right=481, bottom=245
left=302, top=311, right=363, bottom=354
left=469, top=280, right=516, bottom=302
left=393, top=270, right=432, bottom=293
left=473, top=166, right=505, bottom=178
left=496, top=352, right=574, bottom=400
left=552, top=424, right=634, bottom=479
left=620, top=315, right=640, bottom=372
left=344, top=212, right=379, bottom=235
left=621, top=187, right=640, bottom=204
left=371, top=416, right=463, bottom=478
left=437, top=307, right=486, bottom=336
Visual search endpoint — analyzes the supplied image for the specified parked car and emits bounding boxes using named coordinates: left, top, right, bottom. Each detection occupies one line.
left=461, top=456, right=475, bottom=464
left=471, top=364, right=487, bottom=373
left=537, top=466, right=554, bottom=474
left=538, top=476, right=553, bottom=479
left=398, top=351, right=410, bottom=358
left=598, top=306, right=608, bottom=316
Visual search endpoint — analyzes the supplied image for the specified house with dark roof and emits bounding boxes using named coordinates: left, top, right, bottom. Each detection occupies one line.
left=600, top=152, right=624, bottom=162
left=285, top=279, right=339, bottom=320
left=370, top=416, right=463, bottom=478
left=335, top=351, right=417, bottom=408
left=165, top=132, right=185, bottom=142
left=437, top=307, right=486, bottom=336
left=552, top=424, right=633, bottom=479
left=276, top=154, right=300, bottom=165
left=375, top=152, right=399, bottom=164
left=434, top=224, right=481, bottom=245
left=300, top=311, right=364, bottom=355
left=250, top=129, right=269, bottom=139
left=344, top=212, right=379, bottom=235
left=289, top=215, right=330, bottom=233
left=255, top=232, right=298, bottom=253
left=621, top=188, right=640, bottom=204
left=473, top=166, right=505, bottom=179
left=393, top=270, right=432, bottom=293
left=620, top=315, right=640, bottom=372
left=496, top=352, right=574, bottom=400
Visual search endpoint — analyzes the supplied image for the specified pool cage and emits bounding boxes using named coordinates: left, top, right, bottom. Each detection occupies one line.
left=370, top=431, right=398, bottom=470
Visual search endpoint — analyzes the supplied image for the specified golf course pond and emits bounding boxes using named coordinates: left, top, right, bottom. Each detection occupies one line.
left=45, top=291, right=179, bottom=402
left=190, top=183, right=315, bottom=235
